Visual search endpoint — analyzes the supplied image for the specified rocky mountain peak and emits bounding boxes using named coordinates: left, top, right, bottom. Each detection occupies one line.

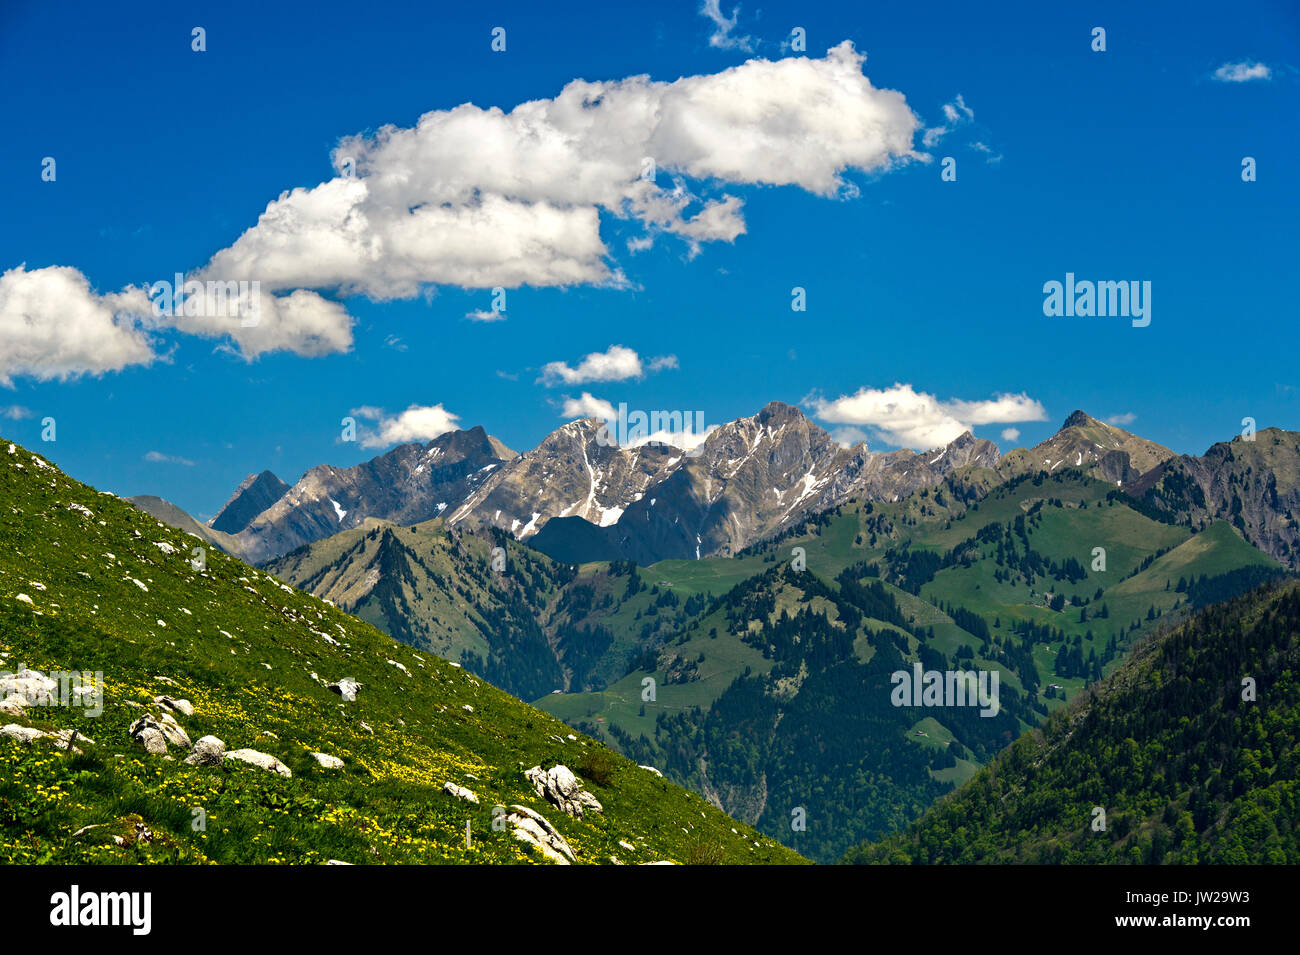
left=1061, top=409, right=1098, bottom=430
left=755, top=400, right=808, bottom=427
left=209, top=469, right=290, bottom=535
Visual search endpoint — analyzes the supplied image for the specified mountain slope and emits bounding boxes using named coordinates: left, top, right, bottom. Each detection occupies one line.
left=1128, top=428, right=1300, bottom=569
left=128, top=494, right=247, bottom=560
left=847, top=578, right=1300, bottom=864
left=0, top=438, right=800, bottom=865
left=210, top=470, right=290, bottom=534
left=266, top=518, right=577, bottom=701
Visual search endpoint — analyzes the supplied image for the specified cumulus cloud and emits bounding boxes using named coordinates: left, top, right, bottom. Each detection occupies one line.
left=1, top=405, right=33, bottom=421
left=465, top=309, right=506, bottom=323
left=1000, top=427, right=1020, bottom=443
left=0, top=265, right=158, bottom=386
left=647, top=355, right=679, bottom=372
left=700, top=0, right=754, bottom=52
left=0, top=263, right=355, bottom=382
left=1106, top=412, right=1137, bottom=426
left=167, top=284, right=354, bottom=359
left=559, top=392, right=619, bottom=420
left=1213, top=61, right=1271, bottom=83
left=352, top=403, right=461, bottom=449
left=144, top=451, right=196, bottom=466
left=806, top=382, right=1047, bottom=448
left=541, top=345, right=647, bottom=386
left=197, top=42, right=920, bottom=302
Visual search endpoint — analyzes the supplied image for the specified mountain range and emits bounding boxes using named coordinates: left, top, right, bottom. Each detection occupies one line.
left=133, top=403, right=1300, bottom=574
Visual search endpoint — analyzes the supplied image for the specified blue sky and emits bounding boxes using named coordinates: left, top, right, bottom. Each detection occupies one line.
left=1, top=0, right=1297, bottom=519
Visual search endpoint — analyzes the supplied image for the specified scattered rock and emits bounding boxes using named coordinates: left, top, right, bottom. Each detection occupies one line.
left=325, top=859, right=353, bottom=865
left=153, top=695, right=194, bottom=717
left=0, top=696, right=27, bottom=717
left=1, top=724, right=50, bottom=745
left=128, top=716, right=169, bottom=755
left=183, top=735, right=226, bottom=766
left=524, top=765, right=603, bottom=818
left=442, top=782, right=478, bottom=803
left=311, top=752, right=344, bottom=769
left=328, top=678, right=361, bottom=702
left=225, top=748, right=292, bottom=777
left=506, top=805, right=574, bottom=864
left=639, top=765, right=664, bottom=777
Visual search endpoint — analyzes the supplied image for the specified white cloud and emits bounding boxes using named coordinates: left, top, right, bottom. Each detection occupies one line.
left=806, top=382, right=1047, bottom=448
left=1000, top=427, right=1020, bottom=443
left=352, top=404, right=461, bottom=449
left=0, top=264, right=354, bottom=383
left=0, top=265, right=158, bottom=386
left=542, top=345, right=645, bottom=386
left=1213, top=61, right=1271, bottom=83
left=1106, top=412, right=1137, bottom=426
left=144, top=451, right=196, bottom=466
left=922, top=94, right=974, bottom=147
left=465, top=309, right=506, bottom=323
left=560, top=393, right=618, bottom=420
left=197, top=42, right=920, bottom=301
left=700, top=0, right=754, bottom=52
left=629, top=425, right=718, bottom=453
left=1, top=405, right=33, bottom=421
left=830, top=426, right=870, bottom=448
left=647, top=355, right=679, bottom=372
left=169, top=285, right=354, bottom=359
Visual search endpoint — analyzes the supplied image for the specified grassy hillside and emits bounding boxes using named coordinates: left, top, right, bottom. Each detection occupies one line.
left=848, top=578, right=1300, bottom=864
left=0, top=438, right=803, bottom=865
